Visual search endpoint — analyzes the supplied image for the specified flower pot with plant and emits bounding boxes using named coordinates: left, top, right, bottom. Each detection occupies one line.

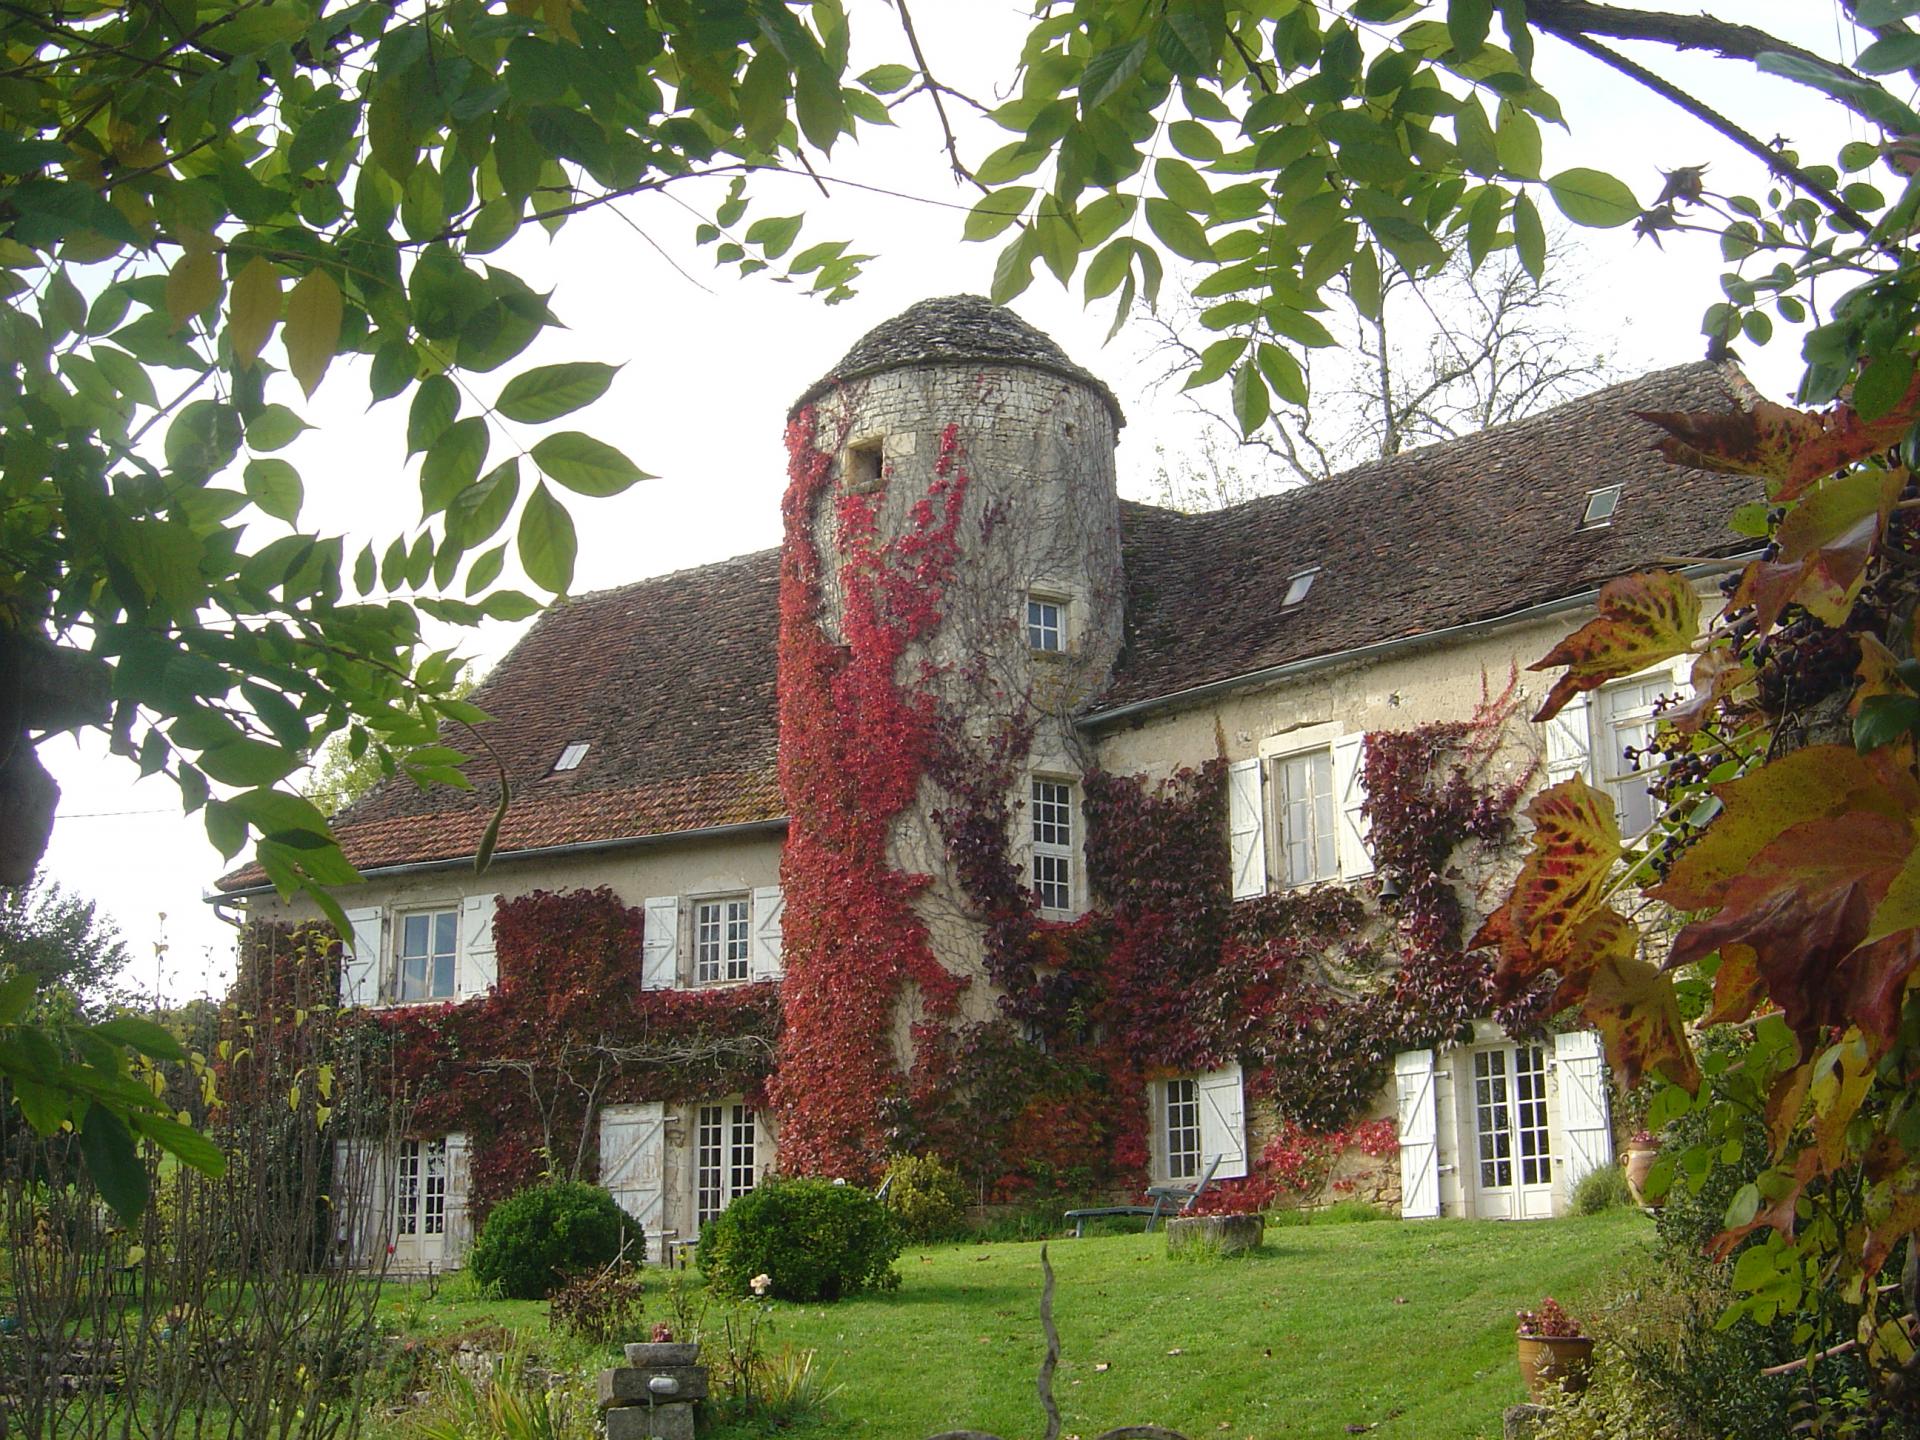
left=1515, top=1297, right=1593, bottom=1399
left=1624, top=1129, right=1662, bottom=1206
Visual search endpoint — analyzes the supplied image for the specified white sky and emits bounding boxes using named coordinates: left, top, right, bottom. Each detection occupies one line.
left=36, top=3, right=1858, bottom=1001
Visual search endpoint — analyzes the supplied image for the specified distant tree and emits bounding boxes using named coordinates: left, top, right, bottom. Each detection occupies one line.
left=0, top=877, right=131, bottom=1018
left=1145, top=238, right=1613, bottom=507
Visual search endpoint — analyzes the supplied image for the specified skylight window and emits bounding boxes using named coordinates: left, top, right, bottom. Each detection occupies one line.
left=1281, top=568, right=1319, bottom=608
left=1581, top=485, right=1622, bottom=529
left=552, top=741, right=590, bottom=773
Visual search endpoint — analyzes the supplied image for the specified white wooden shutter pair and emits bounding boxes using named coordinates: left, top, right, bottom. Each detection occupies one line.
left=1553, top=1031, right=1612, bottom=1199
left=458, top=895, right=498, bottom=997
left=1196, top=1065, right=1249, bottom=1180
left=341, top=908, right=383, bottom=1008
left=1330, top=734, right=1373, bottom=879
left=599, top=1102, right=667, bottom=1260
left=643, top=889, right=785, bottom=990
left=749, top=885, right=784, bottom=981
left=1394, top=1048, right=1441, bottom=1219
left=1543, top=697, right=1595, bottom=787
left=1227, top=759, right=1266, bottom=900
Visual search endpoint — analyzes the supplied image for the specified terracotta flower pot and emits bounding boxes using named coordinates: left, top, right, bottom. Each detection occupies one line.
left=1625, top=1143, right=1661, bottom=1206
left=1516, top=1334, right=1594, bottom=1400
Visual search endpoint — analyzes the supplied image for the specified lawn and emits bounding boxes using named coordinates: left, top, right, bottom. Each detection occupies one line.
left=370, top=1209, right=1649, bottom=1440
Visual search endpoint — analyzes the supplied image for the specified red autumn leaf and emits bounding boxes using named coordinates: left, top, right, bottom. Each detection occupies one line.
left=1669, top=813, right=1910, bottom=1048
left=1765, top=1063, right=1812, bottom=1158
left=1473, top=778, right=1623, bottom=978
left=1651, top=745, right=1913, bottom=912
left=1862, top=1162, right=1920, bottom=1278
left=1839, top=929, right=1920, bottom=1046
left=1731, top=467, right=1899, bottom=631
left=1639, top=387, right=1920, bottom=502
left=1699, top=941, right=1766, bottom=1028
left=1574, top=942, right=1700, bottom=1092
left=1529, top=571, right=1700, bottom=722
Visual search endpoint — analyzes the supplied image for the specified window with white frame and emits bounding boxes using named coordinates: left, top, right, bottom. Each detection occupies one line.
left=694, top=897, right=752, bottom=984
left=1162, top=1078, right=1201, bottom=1183
left=1027, top=594, right=1065, bottom=653
left=393, top=1137, right=447, bottom=1237
left=1031, top=778, right=1074, bottom=914
left=695, top=1102, right=758, bottom=1228
left=1580, top=484, right=1622, bottom=529
left=1597, top=676, right=1671, bottom=837
left=1272, top=748, right=1337, bottom=887
left=397, top=909, right=458, bottom=1002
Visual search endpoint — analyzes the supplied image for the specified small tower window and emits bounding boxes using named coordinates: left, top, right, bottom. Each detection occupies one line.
left=1281, top=568, right=1319, bottom=608
left=1581, top=485, right=1622, bottom=529
left=845, top=441, right=884, bottom=493
left=1027, top=595, right=1065, bottom=653
left=552, top=741, right=590, bottom=773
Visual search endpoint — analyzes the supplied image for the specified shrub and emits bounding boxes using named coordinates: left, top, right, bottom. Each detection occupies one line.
left=699, top=1177, right=901, bottom=1301
left=468, top=1183, right=642, bottom=1301
left=1570, top=1163, right=1634, bottom=1216
left=882, top=1153, right=969, bottom=1242
left=547, top=1261, right=645, bottom=1344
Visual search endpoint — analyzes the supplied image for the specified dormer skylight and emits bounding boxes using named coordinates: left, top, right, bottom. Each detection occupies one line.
left=1580, top=484, right=1622, bottom=529
left=1282, top=567, right=1319, bottom=608
left=552, top=741, right=590, bottom=773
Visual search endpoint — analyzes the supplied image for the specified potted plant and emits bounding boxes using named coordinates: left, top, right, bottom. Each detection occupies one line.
left=1624, top=1129, right=1662, bottom=1206
left=1515, top=1297, right=1594, bottom=1400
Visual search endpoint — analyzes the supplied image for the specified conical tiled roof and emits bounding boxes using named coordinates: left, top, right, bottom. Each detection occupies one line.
left=790, top=294, right=1124, bottom=423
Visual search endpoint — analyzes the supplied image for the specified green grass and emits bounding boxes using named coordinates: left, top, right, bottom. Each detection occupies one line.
left=370, top=1210, right=1650, bottom=1440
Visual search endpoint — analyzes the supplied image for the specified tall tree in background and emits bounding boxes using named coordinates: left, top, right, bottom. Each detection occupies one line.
left=0, top=877, right=130, bottom=1019
left=1145, top=234, right=1613, bottom=505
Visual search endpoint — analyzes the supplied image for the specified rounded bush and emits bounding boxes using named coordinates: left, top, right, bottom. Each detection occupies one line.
left=699, top=1177, right=901, bottom=1301
left=1569, top=1162, right=1633, bottom=1216
left=467, top=1181, right=642, bottom=1300
left=882, top=1153, right=970, bottom=1242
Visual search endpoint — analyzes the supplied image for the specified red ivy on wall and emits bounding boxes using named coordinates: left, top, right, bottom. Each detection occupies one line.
left=768, top=405, right=970, bottom=1180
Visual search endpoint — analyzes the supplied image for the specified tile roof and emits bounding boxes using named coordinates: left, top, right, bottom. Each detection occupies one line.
left=1093, top=360, right=1757, bottom=716
left=219, top=359, right=1755, bottom=890
left=790, top=294, right=1125, bottom=425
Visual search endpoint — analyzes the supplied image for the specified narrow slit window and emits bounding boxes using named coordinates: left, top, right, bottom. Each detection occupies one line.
left=1031, top=778, right=1074, bottom=914
left=553, top=741, right=590, bottom=773
left=1581, top=485, right=1622, bottom=528
left=1282, top=568, right=1318, bottom=608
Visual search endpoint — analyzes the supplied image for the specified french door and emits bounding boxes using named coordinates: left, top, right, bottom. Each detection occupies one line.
left=392, top=1137, right=448, bottom=1266
left=1470, top=1045, right=1555, bottom=1219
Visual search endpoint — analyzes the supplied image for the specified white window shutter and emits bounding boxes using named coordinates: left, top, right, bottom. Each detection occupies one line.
left=333, top=1137, right=388, bottom=1263
left=458, top=894, right=498, bottom=998
left=1196, top=1064, right=1248, bottom=1179
left=1331, top=734, right=1373, bottom=878
left=1544, top=695, right=1593, bottom=787
left=443, top=1132, right=472, bottom=1261
left=1227, top=759, right=1267, bottom=901
left=642, top=895, right=679, bottom=991
left=1395, top=1048, right=1441, bottom=1218
left=750, top=885, right=785, bottom=981
left=1553, top=1030, right=1613, bottom=1202
left=341, top=907, right=383, bottom=1009
left=599, top=1102, right=667, bottom=1261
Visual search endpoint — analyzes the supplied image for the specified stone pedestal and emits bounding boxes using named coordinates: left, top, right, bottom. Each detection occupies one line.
left=1165, top=1213, right=1264, bottom=1256
left=599, top=1343, right=706, bottom=1440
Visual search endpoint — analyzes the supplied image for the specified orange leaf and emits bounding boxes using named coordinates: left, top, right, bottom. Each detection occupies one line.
left=1862, top=1163, right=1920, bottom=1278
left=1474, top=778, right=1624, bottom=978
left=1530, top=571, right=1699, bottom=722
left=1640, top=388, right=1920, bottom=502
left=1576, top=944, right=1700, bottom=1092
left=1764, top=1061, right=1810, bottom=1158
left=1732, top=467, right=1899, bottom=630
left=1701, top=941, right=1766, bottom=1028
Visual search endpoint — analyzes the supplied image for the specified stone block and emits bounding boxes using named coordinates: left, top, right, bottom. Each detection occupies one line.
left=623, top=1342, right=700, bottom=1368
left=1165, top=1213, right=1264, bottom=1256
left=599, top=1366, right=708, bottom=1408
left=604, top=1401, right=696, bottom=1440
left=1503, top=1403, right=1552, bottom=1439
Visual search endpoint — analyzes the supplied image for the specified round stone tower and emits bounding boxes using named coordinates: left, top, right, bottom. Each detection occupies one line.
left=772, top=295, right=1126, bottom=1176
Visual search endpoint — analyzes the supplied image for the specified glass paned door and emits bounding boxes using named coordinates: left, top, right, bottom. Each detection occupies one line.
left=1471, top=1045, right=1554, bottom=1219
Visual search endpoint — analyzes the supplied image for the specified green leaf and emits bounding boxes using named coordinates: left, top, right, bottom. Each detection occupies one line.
left=284, top=269, right=343, bottom=399
left=199, top=739, right=299, bottom=787
left=80, top=1103, right=148, bottom=1225
left=1856, top=33, right=1920, bottom=76
left=743, top=215, right=804, bottom=259
left=965, top=187, right=1033, bottom=242
left=1145, top=198, right=1216, bottom=262
left=1754, top=51, right=1920, bottom=134
left=1856, top=694, right=1920, bottom=752
left=0, top=973, right=36, bottom=1024
left=91, top=346, right=157, bottom=408
left=246, top=404, right=310, bottom=453
left=1513, top=193, right=1546, bottom=277
left=449, top=458, right=521, bottom=549
left=244, top=459, right=303, bottom=524
left=859, top=63, right=916, bottom=94
left=207, top=6, right=308, bottom=53
left=1080, top=37, right=1149, bottom=112
left=517, top=482, right=577, bottom=592
left=496, top=362, right=620, bottom=424
left=1545, top=169, right=1641, bottom=228
left=408, top=376, right=459, bottom=457
left=1231, top=362, right=1270, bottom=435
left=131, top=1112, right=225, bottom=1178
left=1448, top=0, right=1494, bottom=58
left=1854, top=351, right=1915, bottom=422
left=422, top=417, right=490, bottom=515
left=90, top=1015, right=185, bottom=1061
left=1155, top=158, right=1214, bottom=213
left=530, top=432, right=652, bottom=497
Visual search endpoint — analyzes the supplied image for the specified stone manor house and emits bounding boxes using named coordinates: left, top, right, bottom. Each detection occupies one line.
left=221, top=296, right=1755, bottom=1269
